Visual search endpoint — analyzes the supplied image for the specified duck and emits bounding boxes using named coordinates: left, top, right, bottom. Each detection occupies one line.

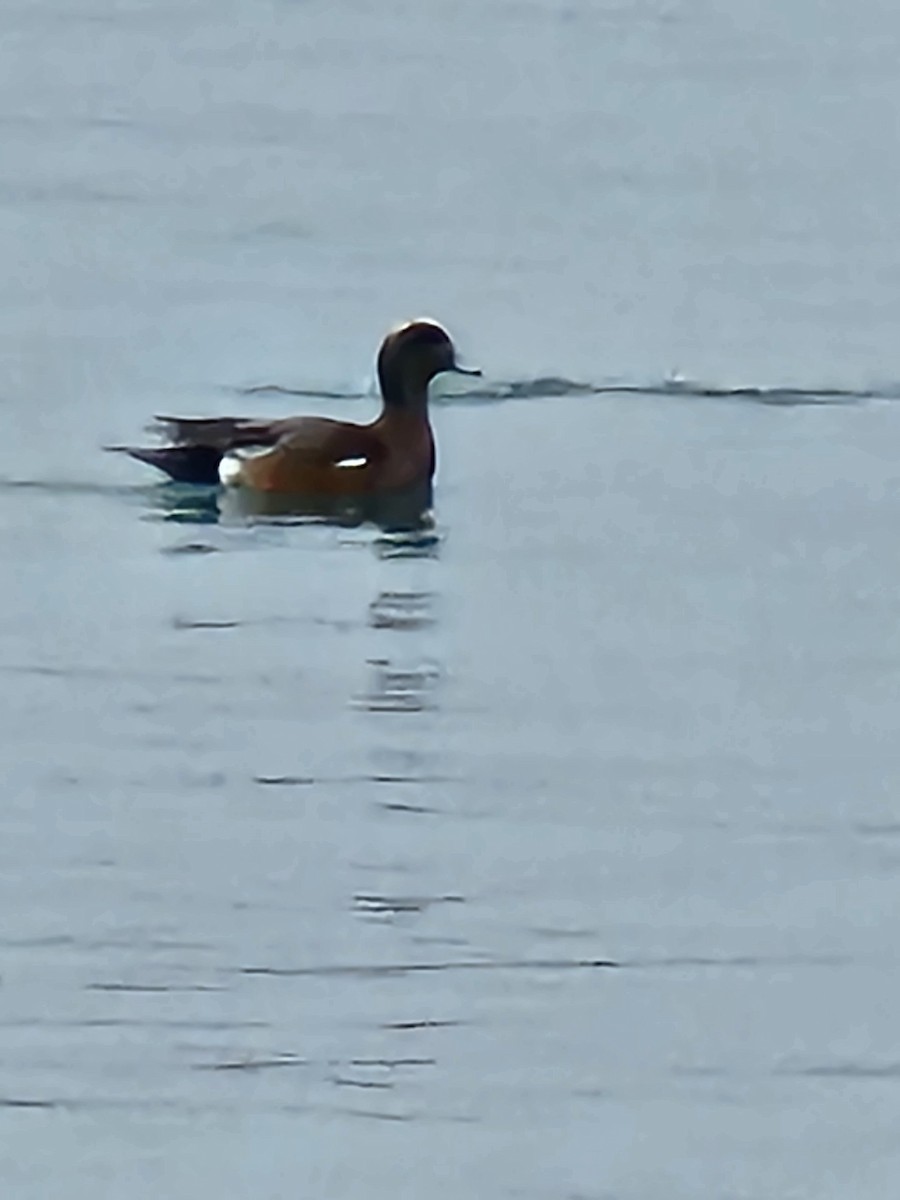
left=108, top=319, right=479, bottom=493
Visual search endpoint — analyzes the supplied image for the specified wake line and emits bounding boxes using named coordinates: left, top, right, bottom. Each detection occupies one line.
left=236, top=375, right=891, bottom=406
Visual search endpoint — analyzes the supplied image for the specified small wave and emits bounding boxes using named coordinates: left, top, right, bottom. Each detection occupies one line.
left=781, top=1062, right=900, bottom=1080
left=234, top=375, right=897, bottom=407
left=238, top=956, right=618, bottom=977
left=0, top=477, right=141, bottom=497
left=238, top=383, right=362, bottom=400
left=641, top=378, right=879, bottom=405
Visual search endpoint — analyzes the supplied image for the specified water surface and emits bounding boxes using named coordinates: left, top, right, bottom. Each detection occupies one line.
left=2, top=1, right=900, bottom=1197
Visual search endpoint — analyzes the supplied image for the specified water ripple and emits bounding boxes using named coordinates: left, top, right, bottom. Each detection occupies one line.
left=238, top=957, right=619, bottom=978
left=783, top=1062, right=900, bottom=1080
left=234, top=374, right=896, bottom=407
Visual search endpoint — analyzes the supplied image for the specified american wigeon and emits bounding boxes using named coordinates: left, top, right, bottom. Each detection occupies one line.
left=108, top=319, right=479, bottom=493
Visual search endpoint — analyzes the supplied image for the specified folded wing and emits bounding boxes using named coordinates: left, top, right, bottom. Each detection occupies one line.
left=109, top=415, right=385, bottom=485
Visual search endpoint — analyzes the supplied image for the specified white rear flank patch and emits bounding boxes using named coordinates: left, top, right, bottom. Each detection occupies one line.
left=218, top=455, right=244, bottom=486
left=218, top=446, right=271, bottom=487
left=336, top=456, right=367, bottom=469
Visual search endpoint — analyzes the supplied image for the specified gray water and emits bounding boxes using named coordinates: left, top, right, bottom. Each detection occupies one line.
left=2, top=0, right=900, bottom=1196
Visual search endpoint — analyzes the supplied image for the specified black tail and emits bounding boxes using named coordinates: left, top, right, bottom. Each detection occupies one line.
left=105, top=444, right=224, bottom=485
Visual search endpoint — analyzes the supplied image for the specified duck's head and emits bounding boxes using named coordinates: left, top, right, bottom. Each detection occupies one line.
left=377, top=319, right=480, bottom=409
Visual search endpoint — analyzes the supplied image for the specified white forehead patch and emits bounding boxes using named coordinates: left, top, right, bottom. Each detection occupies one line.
left=391, top=317, right=448, bottom=337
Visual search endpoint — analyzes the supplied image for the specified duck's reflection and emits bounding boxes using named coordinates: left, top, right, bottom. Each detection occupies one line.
left=148, top=477, right=435, bottom=535
left=355, top=657, right=441, bottom=713
left=149, top=470, right=444, bottom=728
left=368, top=590, right=435, bottom=631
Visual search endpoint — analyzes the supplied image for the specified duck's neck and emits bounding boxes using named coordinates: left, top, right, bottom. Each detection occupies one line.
left=374, top=400, right=433, bottom=439
left=377, top=360, right=433, bottom=413
left=373, top=396, right=435, bottom=475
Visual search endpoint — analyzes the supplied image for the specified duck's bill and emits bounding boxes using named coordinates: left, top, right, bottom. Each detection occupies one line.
left=452, top=363, right=482, bottom=376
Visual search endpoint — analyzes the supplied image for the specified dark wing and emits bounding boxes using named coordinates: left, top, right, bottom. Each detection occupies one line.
left=107, top=415, right=292, bottom=484
left=107, top=413, right=385, bottom=486
left=271, top=417, right=387, bottom=467
left=108, top=443, right=225, bottom=484
left=152, top=415, right=289, bottom=451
